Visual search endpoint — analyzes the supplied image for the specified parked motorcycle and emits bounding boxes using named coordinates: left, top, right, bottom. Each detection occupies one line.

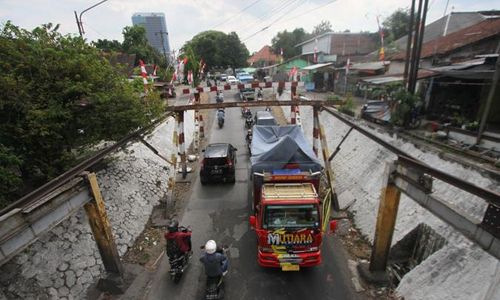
left=167, top=226, right=191, bottom=283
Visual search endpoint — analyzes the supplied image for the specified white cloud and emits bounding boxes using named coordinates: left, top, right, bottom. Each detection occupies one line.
left=0, top=0, right=497, bottom=53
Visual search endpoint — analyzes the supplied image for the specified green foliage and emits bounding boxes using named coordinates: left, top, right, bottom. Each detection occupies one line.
left=389, top=85, right=420, bottom=126
left=183, top=31, right=249, bottom=70
left=0, top=22, right=163, bottom=207
left=327, top=95, right=341, bottom=102
left=93, top=39, right=122, bottom=52
left=122, top=25, right=166, bottom=67
left=182, top=45, right=201, bottom=86
left=312, top=20, right=332, bottom=37
left=271, top=28, right=309, bottom=60
left=382, top=8, right=411, bottom=43
left=339, top=94, right=355, bottom=117
left=0, top=145, right=22, bottom=207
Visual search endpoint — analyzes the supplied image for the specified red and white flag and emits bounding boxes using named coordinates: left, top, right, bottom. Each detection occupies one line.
left=170, top=69, right=177, bottom=84
left=139, top=59, right=148, bottom=88
left=152, top=65, right=157, bottom=76
left=313, top=38, right=318, bottom=63
left=187, top=70, right=193, bottom=85
left=345, top=57, right=351, bottom=75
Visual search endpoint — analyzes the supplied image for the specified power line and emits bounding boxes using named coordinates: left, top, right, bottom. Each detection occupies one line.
left=212, top=0, right=263, bottom=29
left=271, top=0, right=339, bottom=28
left=242, top=0, right=338, bottom=42
left=236, top=0, right=299, bottom=34
left=242, top=0, right=306, bottom=41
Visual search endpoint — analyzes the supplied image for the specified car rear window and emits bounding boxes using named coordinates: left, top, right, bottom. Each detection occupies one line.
left=257, top=118, right=277, bottom=126
left=205, top=157, right=228, bottom=166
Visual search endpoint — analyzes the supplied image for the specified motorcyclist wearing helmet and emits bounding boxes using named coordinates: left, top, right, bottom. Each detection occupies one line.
left=200, top=240, right=228, bottom=277
left=164, top=220, right=192, bottom=257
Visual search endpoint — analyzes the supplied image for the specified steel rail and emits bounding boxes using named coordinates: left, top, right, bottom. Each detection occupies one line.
left=322, top=107, right=500, bottom=206
left=0, top=113, right=174, bottom=216
left=322, top=107, right=412, bottom=158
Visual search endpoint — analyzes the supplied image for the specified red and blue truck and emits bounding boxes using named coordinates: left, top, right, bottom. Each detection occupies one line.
left=248, top=125, right=337, bottom=271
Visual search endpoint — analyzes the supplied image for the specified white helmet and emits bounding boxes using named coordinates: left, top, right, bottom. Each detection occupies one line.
left=205, top=240, right=216, bottom=254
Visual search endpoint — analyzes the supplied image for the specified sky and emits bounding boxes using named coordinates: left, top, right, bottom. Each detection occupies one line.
left=0, top=0, right=498, bottom=54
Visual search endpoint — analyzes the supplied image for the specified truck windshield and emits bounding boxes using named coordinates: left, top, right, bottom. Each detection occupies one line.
left=263, top=204, right=319, bottom=229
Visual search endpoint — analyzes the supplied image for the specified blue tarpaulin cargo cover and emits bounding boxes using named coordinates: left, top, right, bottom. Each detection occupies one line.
left=250, top=125, right=322, bottom=173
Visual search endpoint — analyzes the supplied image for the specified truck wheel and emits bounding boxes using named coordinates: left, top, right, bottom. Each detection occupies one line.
left=200, top=178, right=207, bottom=185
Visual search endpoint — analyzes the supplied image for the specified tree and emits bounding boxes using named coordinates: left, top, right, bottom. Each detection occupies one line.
left=271, top=28, right=309, bottom=60
left=122, top=25, right=165, bottom=66
left=183, top=30, right=249, bottom=70
left=0, top=22, right=163, bottom=208
left=312, top=20, right=332, bottom=37
left=93, top=39, right=122, bottom=52
left=383, top=8, right=411, bottom=43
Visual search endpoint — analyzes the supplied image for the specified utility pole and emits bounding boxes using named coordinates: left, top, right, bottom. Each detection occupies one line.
left=403, top=0, right=416, bottom=88
left=74, top=0, right=109, bottom=37
left=476, top=41, right=500, bottom=145
left=155, top=31, right=169, bottom=63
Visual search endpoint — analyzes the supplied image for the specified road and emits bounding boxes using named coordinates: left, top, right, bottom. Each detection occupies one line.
left=144, top=89, right=363, bottom=300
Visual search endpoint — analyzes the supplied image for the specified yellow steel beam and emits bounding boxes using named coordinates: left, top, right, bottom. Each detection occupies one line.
left=369, top=162, right=401, bottom=272
left=83, top=172, right=123, bottom=275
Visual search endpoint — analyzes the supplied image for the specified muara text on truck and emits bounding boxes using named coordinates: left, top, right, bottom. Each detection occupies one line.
left=248, top=125, right=337, bottom=271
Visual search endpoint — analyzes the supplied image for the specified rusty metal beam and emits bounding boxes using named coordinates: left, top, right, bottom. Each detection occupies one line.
left=166, top=100, right=327, bottom=112
left=394, top=164, right=500, bottom=260
left=370, top=161, right=401, bottom=272
left=398, top=156, right=500, bottom=207
left=83, top=173, right=123, bottom=275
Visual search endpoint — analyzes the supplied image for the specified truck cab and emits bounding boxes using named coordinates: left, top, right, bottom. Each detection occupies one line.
left=249, top=181, right=335, bottom=271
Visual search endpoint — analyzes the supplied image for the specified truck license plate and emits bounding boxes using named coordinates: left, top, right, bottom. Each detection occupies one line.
left=281, top=264, right=300, bottom=271
left=211, top=169, right=222, bottom=174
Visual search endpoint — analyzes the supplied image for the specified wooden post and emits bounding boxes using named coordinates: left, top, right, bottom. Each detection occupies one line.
left=369, top=161, right=401, bottom=272
left=83, top=173, right=123, bottom=275
left=315, top=106, right=340, bottom=211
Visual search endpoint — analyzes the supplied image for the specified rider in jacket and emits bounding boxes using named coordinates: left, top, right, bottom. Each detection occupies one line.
left=165, top=220, right=192, bottom=257
left=200, top=240, right=228, bottom=277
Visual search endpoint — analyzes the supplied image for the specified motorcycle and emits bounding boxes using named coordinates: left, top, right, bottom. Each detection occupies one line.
left=216, top=93, right=224, bottom=103
left=257, top=89, right=263, bottom=101
left=246, top=129, right=252, bottom=155
left=217, top=109, right=225, bottom=129
left=245, top=116, right=253, bottom=129
left=167, top=226, right=192, bottom=283
left=201, top=245, right=230, bottom=300
left=241, top=107, right=251, bottom=118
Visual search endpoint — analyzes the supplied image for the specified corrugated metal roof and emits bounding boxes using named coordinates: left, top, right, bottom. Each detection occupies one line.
left=429, top=58, right=486, bottom=71
left=393, top=12, right=488, bottom=50
left=361, top=70, right=436, bottom=85
left=392, top=18, right=500, bottom=60
left=301, top=62, right=333, bottom=70
left=350, top=61, right=390, bottom=71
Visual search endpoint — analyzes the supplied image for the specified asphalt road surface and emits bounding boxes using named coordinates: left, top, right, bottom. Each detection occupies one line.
left=144, top=89, right=363, bottom=300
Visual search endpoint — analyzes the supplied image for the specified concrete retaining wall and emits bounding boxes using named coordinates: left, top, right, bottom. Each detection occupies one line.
left=283, top=105, right=499, bottom=300
left=0, top=112, right=194, bottom=300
